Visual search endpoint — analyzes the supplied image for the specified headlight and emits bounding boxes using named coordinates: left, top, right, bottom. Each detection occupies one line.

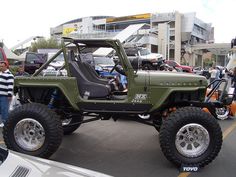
left=150, top=59, right=158, bottom=63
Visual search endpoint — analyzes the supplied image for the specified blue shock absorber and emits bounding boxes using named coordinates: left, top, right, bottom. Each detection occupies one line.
left=48, top=89, right=58, bottom=109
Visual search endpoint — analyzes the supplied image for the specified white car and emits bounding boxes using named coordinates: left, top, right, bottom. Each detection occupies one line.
left=125, top=47, right=163, bottom=70
left=0, top=147, right=112, bottom=177
left=48, top=53, right=65, bottom=69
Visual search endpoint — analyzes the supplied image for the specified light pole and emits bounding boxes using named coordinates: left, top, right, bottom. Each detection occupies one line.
left=167, top=24, right=170, bottom=60
left=161, top=39, right=164, bottom=57
left=166, top=21, right=171, bottom=60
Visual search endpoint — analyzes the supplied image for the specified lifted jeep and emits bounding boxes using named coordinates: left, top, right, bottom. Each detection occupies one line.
left=3, top=37, right=222, bottom=168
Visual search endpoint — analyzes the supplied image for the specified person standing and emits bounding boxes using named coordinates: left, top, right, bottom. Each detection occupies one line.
left=209, top=66, right=220, bottom=88
left=229, top=67, right=236, bottom=100
left=0, top=61, right=14, bottom=127
left=15, top=65, right=29, bottom=76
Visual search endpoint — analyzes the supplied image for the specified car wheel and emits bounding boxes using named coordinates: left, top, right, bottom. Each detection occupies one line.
left=138, top=114, right=150, bottom=120
left=3, top=103, right=63, bottom=158
left=215, top=106, right=230, bottom=120
left=62, top=116, right=83, bottom=135
left=153, top=119, right=162, bottom=132
left=203, top=72, right=210, bottom=79
left=142, top=63, right=154, bottom=70
left=159, top=107, right=222, bottom=167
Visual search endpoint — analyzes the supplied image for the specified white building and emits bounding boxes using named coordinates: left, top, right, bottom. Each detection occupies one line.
left=50, top=12, right=218, bottom=66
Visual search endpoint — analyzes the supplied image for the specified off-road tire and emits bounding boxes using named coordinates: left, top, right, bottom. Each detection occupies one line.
left=63, top=116, right=83, bottom=135
left=142, top=63, right=154, bottom=70
left=159, top=107, right=222, bottom=167
left=3, top=103, right=63, bottom=158
left=153, top=119, right=162, bottom=132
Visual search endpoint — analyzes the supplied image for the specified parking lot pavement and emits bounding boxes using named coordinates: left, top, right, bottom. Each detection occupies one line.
left=1, top=117, right=236, bottom=177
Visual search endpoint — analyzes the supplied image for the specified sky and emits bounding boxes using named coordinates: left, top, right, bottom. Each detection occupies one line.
left=0, top=0, right=235, bottom=47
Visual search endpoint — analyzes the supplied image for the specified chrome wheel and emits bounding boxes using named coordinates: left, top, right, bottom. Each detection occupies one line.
left=62, top=118, right=72, bottom=126
left=216, top=107, right=229, bottom=120
left=175, top=123, right=210, bottom=158
left=14, top=118, right=45, bottom=151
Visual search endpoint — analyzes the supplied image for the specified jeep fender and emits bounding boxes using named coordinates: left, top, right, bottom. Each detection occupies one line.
left=15, top=77, right=80, bottom=110
left=152, top=100, right=217, bottom=118
left=149, top=87, right=206, bottom=112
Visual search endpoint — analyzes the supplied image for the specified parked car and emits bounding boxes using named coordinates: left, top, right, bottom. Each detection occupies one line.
left=0, top=147, right=111, bottom=177
left=80, top=53, right=117, bottom=79
left=165, top=60, right=193, bottom=73
left=193, top=66, right=225, bottom=80
left=193, top=66, right=202, bottom=74
left=24, top=52, right=47, bottom=74
left=193, top=67, right=211, bottom=79
left=124, top=47, right=163, bottom=70
left=25, top=51, right=67, bottom=76
left=93, top=56, right=117, bottom=78
left=4, top=38, right=223, bottom=169
left=0, top=45, right=9, bottom=67
left=202, top=70, right=211, bottom=79
left=47, top=52, right=65, bottom=69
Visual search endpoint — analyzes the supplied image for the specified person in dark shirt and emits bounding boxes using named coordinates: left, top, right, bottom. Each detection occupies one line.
left=15, top=65, right=29, bottom=76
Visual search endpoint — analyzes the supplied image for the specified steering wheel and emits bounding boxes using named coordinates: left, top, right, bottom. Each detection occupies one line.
left=110, top=63, right=126, bottom=76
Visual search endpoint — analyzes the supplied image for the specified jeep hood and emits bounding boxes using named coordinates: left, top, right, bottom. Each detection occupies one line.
left=180, top=65, right=192, bottom=69
left=135, top=71, right=208, bottom=87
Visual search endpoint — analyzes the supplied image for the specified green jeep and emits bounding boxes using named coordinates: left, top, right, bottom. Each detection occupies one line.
left=3, top=37, right=222, bottom=168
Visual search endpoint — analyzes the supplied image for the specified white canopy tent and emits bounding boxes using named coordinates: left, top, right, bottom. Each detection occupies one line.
left=93, top=23, right=146, bottom=56
left=3, top=44, right=25, bottom=61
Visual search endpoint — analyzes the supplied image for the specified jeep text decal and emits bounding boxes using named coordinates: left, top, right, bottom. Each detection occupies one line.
left=132, top=94, right=147, bottom=103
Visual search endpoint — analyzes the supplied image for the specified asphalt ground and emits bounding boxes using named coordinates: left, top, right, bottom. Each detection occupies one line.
left=1, top=117, right=236, bottom=177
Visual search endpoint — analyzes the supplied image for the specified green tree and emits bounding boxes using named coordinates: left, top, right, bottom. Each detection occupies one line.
left=203, top=58, right=214, bottom=68
left=29, top=38, right=60, bottom=52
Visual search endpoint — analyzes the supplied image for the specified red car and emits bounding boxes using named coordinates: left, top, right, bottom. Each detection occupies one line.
left=0, top=47, right=9, bottom=67
left=166, top=60, right=193, bottom=73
